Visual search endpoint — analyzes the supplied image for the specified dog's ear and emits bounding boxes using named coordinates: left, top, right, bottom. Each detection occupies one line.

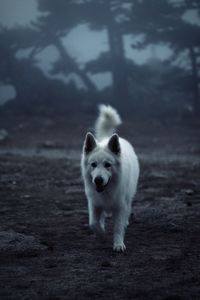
left=108, top=134, right=120, bottom=155
left=84, top=132, right=96, bottom=154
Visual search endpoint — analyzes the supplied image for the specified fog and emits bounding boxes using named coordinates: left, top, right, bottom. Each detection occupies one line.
left=0, top=0, right=199, bottom=118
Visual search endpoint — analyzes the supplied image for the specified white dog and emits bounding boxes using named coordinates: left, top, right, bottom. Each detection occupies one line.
left=81, top=105, right=139, bottom=251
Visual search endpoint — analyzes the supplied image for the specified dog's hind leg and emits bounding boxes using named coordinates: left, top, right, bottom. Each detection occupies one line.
left=125, top=199, right=133, bottom=227
left=100, top=211, right=106, bottom=232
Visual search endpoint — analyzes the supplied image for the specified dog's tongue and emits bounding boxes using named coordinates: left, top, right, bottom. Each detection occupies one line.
left=96, top=185, right=104, bottom=193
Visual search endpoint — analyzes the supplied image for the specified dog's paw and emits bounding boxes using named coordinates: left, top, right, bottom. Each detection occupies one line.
left=113, top=242, right=126, bottom=252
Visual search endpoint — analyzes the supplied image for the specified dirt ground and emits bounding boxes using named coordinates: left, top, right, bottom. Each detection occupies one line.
left=0, top=113, right=200, bottom=300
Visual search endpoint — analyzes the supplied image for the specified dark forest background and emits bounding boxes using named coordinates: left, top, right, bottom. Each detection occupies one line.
left=0, top=2, right=200, bottom=299
left=0, top=0, right=200, bottom=121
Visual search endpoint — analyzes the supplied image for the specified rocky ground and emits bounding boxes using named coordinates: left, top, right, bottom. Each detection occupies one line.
left=0, top=113, right=200, bottom=300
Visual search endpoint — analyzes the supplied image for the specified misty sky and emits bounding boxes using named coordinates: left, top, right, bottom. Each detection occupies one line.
left=0, top=0, right=200, bottom=104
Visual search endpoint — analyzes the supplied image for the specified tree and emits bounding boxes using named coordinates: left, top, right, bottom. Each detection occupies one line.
left=34, top=0, right=134, bottom=110
left=129, top=0, right=200, bottom=117
left=0, top=26, right=42, bottom=106
left=30, top=0, right=98, bottom=92
left=0, top=26, right=81, bottom=112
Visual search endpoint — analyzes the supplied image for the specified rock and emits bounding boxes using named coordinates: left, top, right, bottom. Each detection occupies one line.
left=184, top=189, right=194, bottom=196
left=39, top=140, right=64, bottom=149
left=0, top=129, right=8, bottom=142
left=0, top=230, right=47, bottom=256
left=21, top=194, right=31, bottom=199
left=41, top=140, right=55, bottom=148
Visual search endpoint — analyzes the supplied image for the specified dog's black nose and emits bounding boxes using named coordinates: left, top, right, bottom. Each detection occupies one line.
left=94, top=176, right=103, bottom=186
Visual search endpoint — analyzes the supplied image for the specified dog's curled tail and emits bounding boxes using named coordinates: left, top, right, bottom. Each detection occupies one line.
left=95, top=104, right=122, bottom=140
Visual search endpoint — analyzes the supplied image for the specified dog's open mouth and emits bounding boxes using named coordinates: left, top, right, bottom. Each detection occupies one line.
left=95, top=180, right=109, bottom=193
left=96, top=185, right=105, bottom=193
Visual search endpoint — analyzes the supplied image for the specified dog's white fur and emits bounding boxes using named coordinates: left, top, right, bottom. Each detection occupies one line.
left=81, top=105, right=139, bottom=251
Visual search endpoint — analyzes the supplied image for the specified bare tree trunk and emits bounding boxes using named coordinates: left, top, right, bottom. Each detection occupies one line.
left=189, top=47, right=200, bottom=117
left=54, top=38, right=97, bottom=92
left=104, top=1, right=129, bottom=111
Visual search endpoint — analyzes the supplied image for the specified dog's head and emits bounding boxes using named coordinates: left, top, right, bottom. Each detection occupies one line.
left=83, top=132, right=120, bottom=193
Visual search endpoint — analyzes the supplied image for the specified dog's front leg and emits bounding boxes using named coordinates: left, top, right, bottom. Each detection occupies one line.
left=113, top=207, right=127, bottom=252
left=88, top=201, right=105, bottom=238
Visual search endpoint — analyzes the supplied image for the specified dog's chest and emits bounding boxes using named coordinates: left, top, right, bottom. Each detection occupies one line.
left=94, top=190, right=117, bottom=212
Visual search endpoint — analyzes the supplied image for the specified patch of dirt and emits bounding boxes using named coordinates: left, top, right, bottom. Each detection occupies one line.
left=0, top=113, right=200, bottom=300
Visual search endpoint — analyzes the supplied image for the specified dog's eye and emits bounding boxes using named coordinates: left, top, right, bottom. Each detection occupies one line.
left=104, top=162, right=111, bottom=168
left=91, top=162, right=97, bottom=168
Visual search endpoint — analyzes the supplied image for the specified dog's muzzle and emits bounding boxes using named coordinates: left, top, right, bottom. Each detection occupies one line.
left=94, top=176, right=107, bottom=193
